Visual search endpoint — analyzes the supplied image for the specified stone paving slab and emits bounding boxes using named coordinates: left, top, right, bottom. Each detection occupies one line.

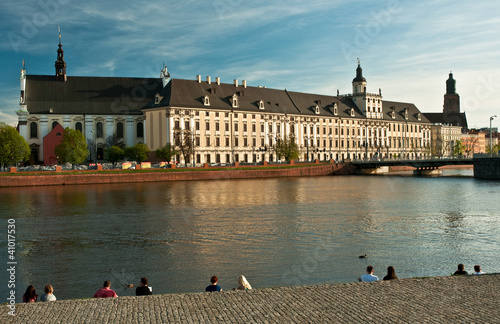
left=2, top=274, right=499, bottom=323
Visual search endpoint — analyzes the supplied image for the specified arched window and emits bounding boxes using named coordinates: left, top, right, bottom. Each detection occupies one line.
left=96, top=122, right=103, bottom=138
left=30, top=122, right=38, bottom=138
left=117, top=122, right=124, bottom=138
left=137, top=122, right=144, bottom=138
left=75, top=122, right=82, bottom=132
left=52, top=121, right=59, bottom=130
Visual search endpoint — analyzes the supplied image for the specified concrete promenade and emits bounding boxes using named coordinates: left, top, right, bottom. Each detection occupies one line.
left=2, top=274, right=499, bottom=323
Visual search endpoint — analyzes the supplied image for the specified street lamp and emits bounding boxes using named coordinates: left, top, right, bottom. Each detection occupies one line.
left=490, top=115, right=497, bottom=156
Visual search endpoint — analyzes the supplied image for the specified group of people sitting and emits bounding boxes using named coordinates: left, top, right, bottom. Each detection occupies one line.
left=205, top=275, right=252, bottom=292
left=358, top=264, right=486, bottom=282
left=21, top=265, right=487, bottom=302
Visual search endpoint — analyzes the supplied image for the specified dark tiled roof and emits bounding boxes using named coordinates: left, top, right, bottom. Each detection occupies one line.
left=147, top=78, right=429, bottom=123
left=423, top=112, right=468, bottom=129
left=26, top=75, right=163, bottom=115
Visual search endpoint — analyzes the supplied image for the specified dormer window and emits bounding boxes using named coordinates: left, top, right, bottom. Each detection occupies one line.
left=315, top=105, right=320, bottom=115
left=232, top=94, right=238, bottom=108
left=204, top=95, right=210, bottom=106
left=404, top=108, right=408, bottom=120
left=417, top=113, right=421, bottom=121
left=155, top=93, right=161, bottom=104
left=350, top=108, right=355, bottom=117
left=259, top=100, right=264, bottom=110
left=391, top=111, right=395, bottom=119
left=333, top=103, right=338, bottom=116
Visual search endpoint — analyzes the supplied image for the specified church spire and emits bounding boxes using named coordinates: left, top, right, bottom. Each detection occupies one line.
left=446, top=71, right=456, bottom=95
left=55, top=26, right=67, bottom=82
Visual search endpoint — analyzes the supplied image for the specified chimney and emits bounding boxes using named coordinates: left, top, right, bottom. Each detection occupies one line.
left=206, top=76, right=211, bottom=84
left=234, top=79, right=238, bottom=87
left=197, top=75, right=201, bottom=83
left=242, top=80, right=247, bottom=88
left=216, top=77, right=220, bottom=85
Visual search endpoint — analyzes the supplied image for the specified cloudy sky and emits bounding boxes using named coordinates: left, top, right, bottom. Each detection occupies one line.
left=1, top=0, right=499, bottom=128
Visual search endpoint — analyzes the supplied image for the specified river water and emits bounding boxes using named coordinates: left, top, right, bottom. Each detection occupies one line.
left=1, top=170, right=499, bottom=302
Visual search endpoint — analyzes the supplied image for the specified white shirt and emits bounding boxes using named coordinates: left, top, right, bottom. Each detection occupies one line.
left=360, top=273, right=379, bottom=282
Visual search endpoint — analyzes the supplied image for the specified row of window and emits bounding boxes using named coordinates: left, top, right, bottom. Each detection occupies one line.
left=29, top=121, right=143, bottom=139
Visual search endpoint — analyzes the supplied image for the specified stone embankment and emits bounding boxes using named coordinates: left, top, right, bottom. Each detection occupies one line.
left=2, top=274, right=498, bottom=323
left=0, top=163, right=353, bottom=187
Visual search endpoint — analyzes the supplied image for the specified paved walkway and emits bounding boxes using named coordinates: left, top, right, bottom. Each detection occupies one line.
left=2, top=274, right=498, bottom=323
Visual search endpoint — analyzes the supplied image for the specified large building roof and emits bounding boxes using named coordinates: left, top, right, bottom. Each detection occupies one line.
left=25, top=75, right=163, bottom=115
left=423, top=112, right=468, bottom=129
left=146, top=78, right=429, bottom=123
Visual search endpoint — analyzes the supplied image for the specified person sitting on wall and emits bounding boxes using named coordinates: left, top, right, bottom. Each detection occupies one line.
left=23, top=285, right=38, bottom=303
left=205, top=275, right=222, bottom=292
left=453, top=264, right=468, bottom=275
left=40, top=284, right=57, bottom=301
left=93, top=280, right=118, bottom=298
left=383, top=266, right=399, bottom=280
left=359, top=266, right=379, bottom=282
left=136, top=277, right=153, bottom=296
left=473, top=265, right=485, bottom=275
left=233, top=275, right=252, bottom=290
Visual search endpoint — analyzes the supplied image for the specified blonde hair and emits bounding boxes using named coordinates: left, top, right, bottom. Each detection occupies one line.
left=238, top=275, right=252, bottom=290
left=44, top=284, right=53, bottom=294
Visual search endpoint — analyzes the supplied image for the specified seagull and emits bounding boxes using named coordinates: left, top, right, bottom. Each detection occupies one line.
left=359, top=254, right=367, bottom=259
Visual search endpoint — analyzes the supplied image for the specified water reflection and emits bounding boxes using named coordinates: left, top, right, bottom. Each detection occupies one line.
left=0, top=175, right=499, bottom=301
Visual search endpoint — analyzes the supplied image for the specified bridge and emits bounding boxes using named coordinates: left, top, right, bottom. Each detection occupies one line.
left=350, top=155, right=500, bottom=179
left=350, top=157, right=474, bottom=170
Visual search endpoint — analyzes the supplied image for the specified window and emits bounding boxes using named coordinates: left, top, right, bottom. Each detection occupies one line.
left=206, top=121, right=210, bottom=131
left=216, top=137, right=220, bottom=146
left=216, top=122, right=220, bottom=131
left=261, top=124, right=264, bottom=132
left=225, top=123, right=229, bottom=131
left=196, top=121, right=200, bottom=130
left=259, top=100, right=264, bottom=110
left=243, top=124, right=247, bottom=132
left=252, top=124, right=256, bottom=132
left=75, top=122, right=83, bottom=133
left=206, top=137, right=210, bottom=146
left=333, top=103, right=338, bottom=115
left=30, top=122, right=38, bottom=138
left=174, top=120, right=180, bottom=129
left=350, top=108, right=355, bottom=117
left=185, top=121, right=190, bottom=129
left=52, top=121, right=59, bottom=130
left=137, top=122, right=144, bottom=138
left=234, top=123, right=239, bottom=131
left=225, top=137, right=229, bottom=147
left=244, top=138, right=248, bottom=146
left=96, top=122, right=103, bottom=138
left=116, top=122, right=124, bottom=138
left=196, top=137, right=200, bottom=146
left=232, top=94, right=238, bottom=108
left=252, top=138, right=256, bottom=146
left=315, top=105, right=320, bottom=114
left=235, top=138, right=239, bottom=146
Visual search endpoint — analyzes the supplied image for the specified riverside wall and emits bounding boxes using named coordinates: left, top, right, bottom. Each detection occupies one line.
left=2, top=274, right=499, bottom=323
left=473, top=156, right=500, bottom=179
left=0, top=163, right=355, bottom=188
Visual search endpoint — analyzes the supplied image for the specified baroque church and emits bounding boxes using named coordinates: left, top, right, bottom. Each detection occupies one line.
left=16, top=35, right=432, bottom=165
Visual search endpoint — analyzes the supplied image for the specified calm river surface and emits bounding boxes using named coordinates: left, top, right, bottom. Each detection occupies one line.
left=1, top=170, right=500, bottom=301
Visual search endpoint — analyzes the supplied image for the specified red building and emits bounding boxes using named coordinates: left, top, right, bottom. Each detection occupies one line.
left=43, top=123, right=65, bottom=165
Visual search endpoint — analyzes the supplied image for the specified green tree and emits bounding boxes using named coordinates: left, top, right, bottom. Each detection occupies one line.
left=125, top=143, right=150, bottom=163
left=486, top=142, right=500, bottom=155
left=274, top=136, right=300, bottom=161
left=105, top=145, right=125, bottom=167
left=0, top=122, right=31, bottom=170
left=452, top=140, right=465, bottom=157
left=155, top=143, right=177, bottom=162
left=54, top=127, right=89, bottom=166
left=106, top=133, right=125, bottom=149
left=173, top=127, right=193, bottom=165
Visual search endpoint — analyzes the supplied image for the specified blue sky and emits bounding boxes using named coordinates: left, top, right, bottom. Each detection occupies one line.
left=1, top=0, right=499, bottom=128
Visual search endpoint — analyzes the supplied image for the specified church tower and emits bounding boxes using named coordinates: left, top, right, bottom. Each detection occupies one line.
left=352, top=59, right=367, bottom=94
left=443, top=72, right=459, bottom=114
left=55, top=27, right=67, bottom=82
